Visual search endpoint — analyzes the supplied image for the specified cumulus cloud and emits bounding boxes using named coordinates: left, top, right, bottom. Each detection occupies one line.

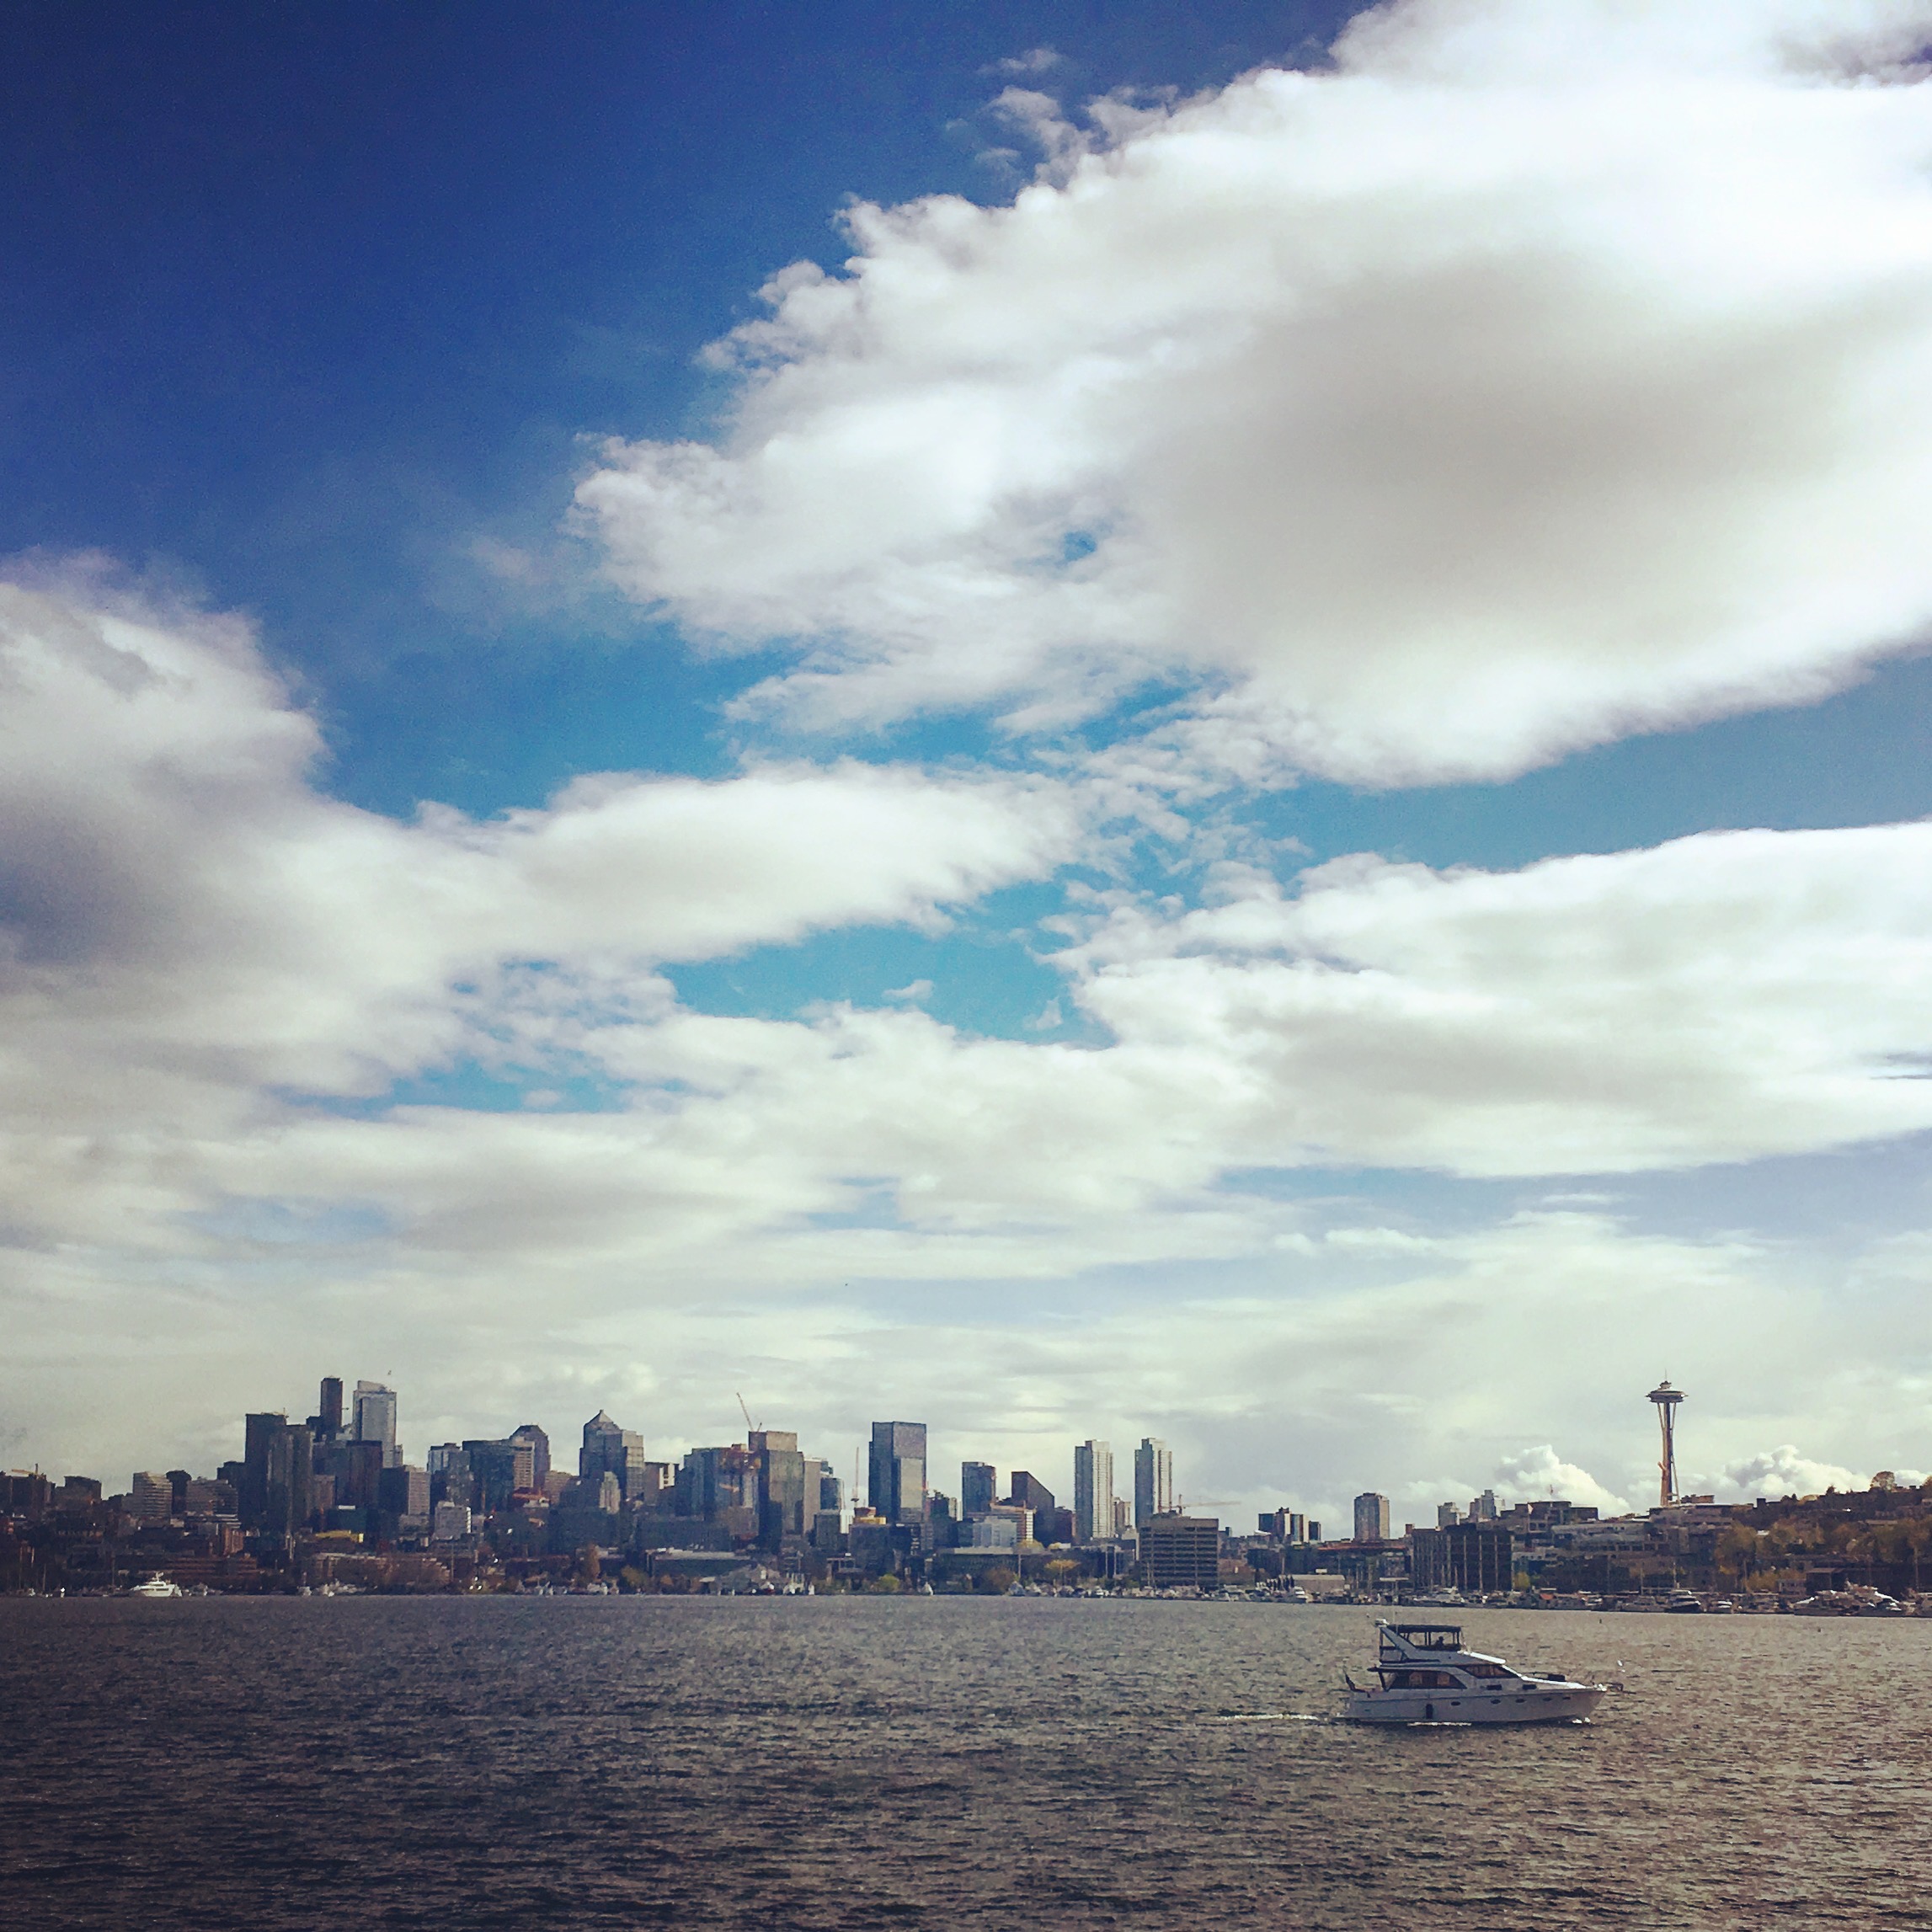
left=0, top=576, right=1081, bottom=1242
left=1056, top=826, right=1932, bottom=1174
left=579, top=0, right=1932, bottom=784
left=1493, top=1444, right=1631, bottom=1517
left=9, top=574, right=1932, bottom=1494
left=1698, top=1444, right=1872, bottom=1500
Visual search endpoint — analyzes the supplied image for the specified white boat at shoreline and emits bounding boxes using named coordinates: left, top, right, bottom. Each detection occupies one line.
left=1343, top=1621, right=1606, bottom=1726
left=128, top=1576, right=183, bottom=1598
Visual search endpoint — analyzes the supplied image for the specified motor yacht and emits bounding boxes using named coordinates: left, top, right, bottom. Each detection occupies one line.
left=128, top=1575, right=183, bottom=1598
left=1343, top=1621, right=1606, bottom=1726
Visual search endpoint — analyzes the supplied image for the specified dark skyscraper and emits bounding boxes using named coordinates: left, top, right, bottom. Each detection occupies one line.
left=961, top=1461, right=996, bottom=1516
left=868, top=1421, right=927, bottom=1524
left=241, top=1412, right=285, bottom=1528
left=750, top=1430, right=808, bottom=1550
left=580, top=1411, right=648, bottom=1499
left=318, top=1377, right=344, bottom=1441
left=465, top=1438, right=533, bottom=1513
left=510, top=1423, right=550, bottom=1490
left=1006, top=1470, right=1054, bottom=1518
left=262, top=1422, right=313, bottom=1538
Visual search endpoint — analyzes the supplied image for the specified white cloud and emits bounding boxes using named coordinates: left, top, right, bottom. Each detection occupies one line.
left=0, top=576, right=1081, bottom=1246
left=579, top=0, right=1932, bottom=784
left=990, top=47, right=1064, bottom=78
left=8, top=574, right=1932, bottom=1499
left=1493, top=1444, right=1631, bottom=1517
left=1697, top=1443, right=1871, bottom=1501
left=1056, top=825, right=1932, bottom=1174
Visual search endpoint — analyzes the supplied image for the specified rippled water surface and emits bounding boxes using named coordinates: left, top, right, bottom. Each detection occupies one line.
left=4, top=1598, right=1930, bottom=1929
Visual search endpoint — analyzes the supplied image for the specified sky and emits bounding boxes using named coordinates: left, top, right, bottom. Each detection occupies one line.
left=7, top=0, right=1932, bottom=1531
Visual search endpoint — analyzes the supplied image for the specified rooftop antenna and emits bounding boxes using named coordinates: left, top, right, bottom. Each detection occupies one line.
left=1648, top=1380, right=1684, bottom=1508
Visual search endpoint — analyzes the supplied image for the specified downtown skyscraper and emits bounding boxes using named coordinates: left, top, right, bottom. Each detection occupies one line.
left=1134, top=1438, right=1173, bottom=1529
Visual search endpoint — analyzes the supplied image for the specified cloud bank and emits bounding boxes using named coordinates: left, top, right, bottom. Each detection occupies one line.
left=580, top=0, right=1932, bottom=784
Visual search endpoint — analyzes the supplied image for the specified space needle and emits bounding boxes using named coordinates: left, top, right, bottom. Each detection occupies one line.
left=1648, top=1380, right=1684, bottom=1508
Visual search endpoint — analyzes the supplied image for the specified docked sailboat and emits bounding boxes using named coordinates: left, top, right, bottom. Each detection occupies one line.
left=1343, top=1621, right=1606, bottom=1726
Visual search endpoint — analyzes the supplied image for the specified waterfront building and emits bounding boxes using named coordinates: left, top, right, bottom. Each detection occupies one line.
left=1409, top=1523, right=1514, bottom=1594
left=1133, top=1438, right=1173, bottom=1529
left=353, top=1382, right=400, bottom=1469
left=431, top=1499, right=472, bottom=1540
left=963, top=1513, right=1018, bottom=1550
left=1074, top=1440, right=1114, bottom=1545
left=961, top=1461, right=996, bottom=1517
left=1139, top=1513, right=1220, bottom=1589
left=868, top=1421, right=927, bottom=1524
left=1353, top=1492, right=1391, bottom=1542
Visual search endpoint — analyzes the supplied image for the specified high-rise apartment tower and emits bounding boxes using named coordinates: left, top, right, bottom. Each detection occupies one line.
left=1074, top=1439, right=1114, bottom=1544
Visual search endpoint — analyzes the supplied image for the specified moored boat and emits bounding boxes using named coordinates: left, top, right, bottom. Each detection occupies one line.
left=1343, top=1621, right=1607, bottom=1726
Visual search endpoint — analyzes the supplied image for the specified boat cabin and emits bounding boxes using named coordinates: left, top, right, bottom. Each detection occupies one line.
left=1372, top=1621, right=1524, bottom=1684
left=1381, top=1622, right=1462, bottom=1653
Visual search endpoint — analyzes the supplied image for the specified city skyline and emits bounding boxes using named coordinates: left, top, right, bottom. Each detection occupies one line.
left=16, top=1367, right=1923, bottom=1548
left=13, top=1357, right=1930, bottom=1610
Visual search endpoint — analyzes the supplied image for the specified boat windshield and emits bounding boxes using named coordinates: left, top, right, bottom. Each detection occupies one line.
left=1384, top=1624, right=1463, bottom=1650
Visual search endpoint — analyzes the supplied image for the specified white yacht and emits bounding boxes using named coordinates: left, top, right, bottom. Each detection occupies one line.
left=1343, top=1621, right=1606, bottom=1726
left=128, top=1575, right=183, bottom=1598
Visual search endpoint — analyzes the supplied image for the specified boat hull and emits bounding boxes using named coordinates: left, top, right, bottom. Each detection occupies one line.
left=1346, top=1685, right=1605, bottom=1726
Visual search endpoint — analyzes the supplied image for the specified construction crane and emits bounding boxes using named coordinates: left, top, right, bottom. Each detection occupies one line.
left=736, top=1392, right=761, bottom=1438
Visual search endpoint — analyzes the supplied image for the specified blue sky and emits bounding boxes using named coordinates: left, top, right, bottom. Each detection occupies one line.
left=6, top=0, right=1932, bottom=1522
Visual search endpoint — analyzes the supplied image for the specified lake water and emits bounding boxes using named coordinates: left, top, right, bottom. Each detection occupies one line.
left=3, top=1597, right=1929, bottom=1929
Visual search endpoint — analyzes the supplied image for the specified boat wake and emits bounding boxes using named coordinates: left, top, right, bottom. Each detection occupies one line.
left=1214, top=1711, right=1330, bottom=1723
